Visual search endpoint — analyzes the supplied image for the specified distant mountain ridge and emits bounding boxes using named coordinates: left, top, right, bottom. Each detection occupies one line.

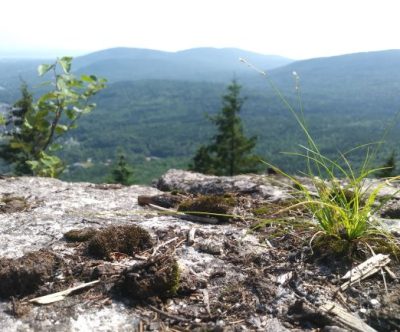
left=72, top=47, right=293, bottom=83
left=0, top=47, right=293, bottom=100
left=264, top=49, right=400, bottom=113
left=76, top=47, right=292, bottom=69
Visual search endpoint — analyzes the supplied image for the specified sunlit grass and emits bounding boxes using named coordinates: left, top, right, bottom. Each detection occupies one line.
left=240, top=57, right=400, bottom=256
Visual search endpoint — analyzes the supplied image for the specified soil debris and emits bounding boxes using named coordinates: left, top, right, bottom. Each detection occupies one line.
left=0, top=250, right=63, bottom=298
left=90, top=183, right=123, bottom=190
left=0, top=194, right=31, bottom=213
left=115, top=254, right=180, bottom=300
left=7, top=297, right=31, bottom=318
left=178, top=194, right=236, bottom=221
left=87, top=225, right=153, bottom=260
left=138, top=193, right=185, bottom=209
left=64, top=227, right=97, bottom=242
left=369, top=291, right=400, bottom=331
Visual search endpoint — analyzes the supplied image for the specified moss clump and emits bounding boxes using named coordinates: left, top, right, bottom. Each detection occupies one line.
left=0, top=250, right=62, bottom=298
left=177, top=194, right=236, bottom=221
left=117, top=255, right=180, bottom=300
left=64, top=227, right=97, bottom=242
left=311, top=233, right=400, bottom=259
left=87, top=225, right=153, bottom=260
left=312, top=235, right=354, bottom=257
left=252, top=205, right=271, bottom=217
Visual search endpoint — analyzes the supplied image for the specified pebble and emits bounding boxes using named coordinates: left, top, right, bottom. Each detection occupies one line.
left=370, top=298, right=380, bottom=308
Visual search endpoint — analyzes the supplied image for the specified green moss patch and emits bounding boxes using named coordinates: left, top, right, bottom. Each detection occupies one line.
left=310, top=233, right=400, bottom=260
left=87, top=225, right=153, bottom=260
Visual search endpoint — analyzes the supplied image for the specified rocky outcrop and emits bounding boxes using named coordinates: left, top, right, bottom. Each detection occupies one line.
left=0, top=173, right=398, bottom=331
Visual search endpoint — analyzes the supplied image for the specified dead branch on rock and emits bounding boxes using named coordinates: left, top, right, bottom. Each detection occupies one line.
left=320, top=301, right=377, bottom=332
left=187, top=228, right=196, bottom=245
left=340, top=254, right=391, bottom=291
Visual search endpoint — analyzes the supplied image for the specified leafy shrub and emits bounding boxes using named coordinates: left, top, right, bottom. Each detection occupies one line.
left=0, top=57, right=106, bottom=177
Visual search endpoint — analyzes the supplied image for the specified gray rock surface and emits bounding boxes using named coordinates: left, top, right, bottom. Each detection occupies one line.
left=0, top=173, right=398, bottom=331
left=0, top=176, right=268, bottom=331
left=157, top=169, right=292, bottom=201
left=0, top=176, right=161, bottom=331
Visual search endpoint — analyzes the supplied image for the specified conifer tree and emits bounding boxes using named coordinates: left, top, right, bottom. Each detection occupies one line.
left=110, top=154, right=134, bottom=185
left=190, top=80, right=260, bottom=176
left=376, top=151, right=396, bottom=178
left=0, top=83, right=36, bottom=175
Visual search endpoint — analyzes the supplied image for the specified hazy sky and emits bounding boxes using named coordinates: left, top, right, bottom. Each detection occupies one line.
left=1, top=0, right=399, bottom=59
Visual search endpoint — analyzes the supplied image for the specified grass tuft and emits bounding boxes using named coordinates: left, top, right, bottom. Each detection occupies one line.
left=241, top=58, right=400, bottom=256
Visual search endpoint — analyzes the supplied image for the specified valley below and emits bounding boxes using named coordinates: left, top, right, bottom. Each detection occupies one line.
left=2, top=47, right=400, bottom=183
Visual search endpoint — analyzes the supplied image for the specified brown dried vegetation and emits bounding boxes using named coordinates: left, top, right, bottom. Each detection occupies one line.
left=0, top=250, right=62, bottom=298
left=87, top=225, right=153, bottom=260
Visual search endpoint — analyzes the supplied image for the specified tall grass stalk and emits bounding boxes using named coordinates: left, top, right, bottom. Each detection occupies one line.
left=240, top=58, right=399, bottom=254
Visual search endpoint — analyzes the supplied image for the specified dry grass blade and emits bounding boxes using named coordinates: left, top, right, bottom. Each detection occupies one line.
left=29, top=280, right=100, bottom=304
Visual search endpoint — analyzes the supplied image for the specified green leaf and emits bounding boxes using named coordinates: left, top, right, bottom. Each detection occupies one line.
left=26, top=160, right=39, bottom=170
left=23, top=118, right=33, bottom=129
left=82, top=104, right=95, bottom=114
left=55, top=124, right=68, bottom=134
left=49, top=143, right=62, bottom=152
left=56, top=75, right=68, bottom=91
left=81, top=75, right=95, bottom=83
left=66, top=109, right=76, bottom=120
left=38, top=91, right=58, bottom=104
left=38, top=64, right=54, bottom=76
left=10, top=141, right=25, bottom=149
left=58, top=57, right=73, bottom=73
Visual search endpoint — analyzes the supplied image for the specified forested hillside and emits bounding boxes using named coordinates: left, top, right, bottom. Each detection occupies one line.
left=1, top=48, right=400, bottom=183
